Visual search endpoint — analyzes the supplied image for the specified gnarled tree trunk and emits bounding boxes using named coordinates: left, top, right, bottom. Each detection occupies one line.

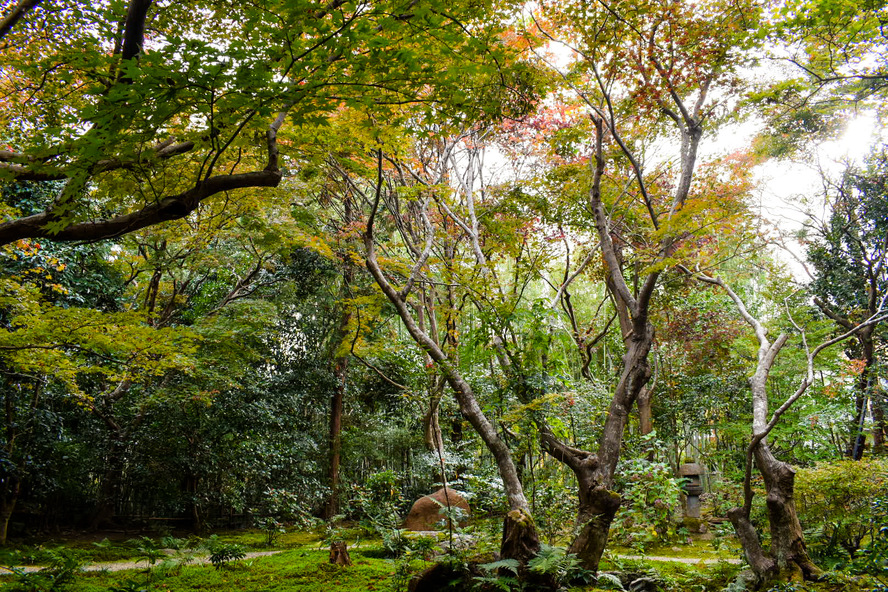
left=538, top=323, right=654, bottom=572
left=695, top=275, right=867, bottom=588
left=755, top=444, right=820, bottom=580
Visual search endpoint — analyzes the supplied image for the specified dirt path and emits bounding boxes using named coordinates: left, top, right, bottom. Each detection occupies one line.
left=6, top=550, right=283, bottom=574
left=616, top=554, right=741, bottom=565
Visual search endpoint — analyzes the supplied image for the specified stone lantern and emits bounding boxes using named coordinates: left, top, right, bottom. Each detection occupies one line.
left=678, top=462, right=704, bottom=519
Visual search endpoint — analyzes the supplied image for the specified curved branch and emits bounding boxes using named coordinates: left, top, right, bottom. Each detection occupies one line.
left=0, top=0, right=42, bottom=41
left=588, top=116, right=637, bottom=313
left=0, top=109, right=288, bottom=245
left=0, top=139, right=196, bottom=181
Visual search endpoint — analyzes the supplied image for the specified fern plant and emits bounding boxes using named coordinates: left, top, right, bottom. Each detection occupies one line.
left=473, top=558, right=521, bottom=591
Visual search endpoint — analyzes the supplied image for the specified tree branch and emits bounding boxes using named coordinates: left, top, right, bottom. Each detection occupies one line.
left=0, top=108, right=288, bottom=245
left=0, top=0, right=42, bottom=41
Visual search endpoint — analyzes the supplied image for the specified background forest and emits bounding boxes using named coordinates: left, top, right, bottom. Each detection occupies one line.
left=0, top=0, right=886, bottom=590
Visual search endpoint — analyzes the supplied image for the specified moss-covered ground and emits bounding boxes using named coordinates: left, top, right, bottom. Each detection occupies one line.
left=1, top=528, right=883, bottom=591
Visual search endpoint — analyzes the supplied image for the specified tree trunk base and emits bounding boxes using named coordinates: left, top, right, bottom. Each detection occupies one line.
left=500, top=508, right=540, bottom=564
left=568, top=488, right=621, bottom=573
left=329, top=541, right=352, bottom=566
left=728, top=505, right=823, bottom=589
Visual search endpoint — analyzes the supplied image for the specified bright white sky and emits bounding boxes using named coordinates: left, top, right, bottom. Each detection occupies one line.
left=752, top=112, right=883, bottom=280
left=536, top=25, right=886, bottom=282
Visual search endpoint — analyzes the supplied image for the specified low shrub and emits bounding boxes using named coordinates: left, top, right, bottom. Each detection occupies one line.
left=795, top=458, right=888, bottom=559
left=610, top=458, right=684, bottom=551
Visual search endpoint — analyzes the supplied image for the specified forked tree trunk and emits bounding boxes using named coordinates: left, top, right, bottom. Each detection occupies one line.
left=532, top=112, right=662, bottom=573
left=813, top=300, right=881, bottom=460
left=755, top=444, right=820, bottom=580
left=700, top=275, right=836, bottom=588
left=422, top=388, right=445, bottom=454
left=552, top=327, right=653, bottom=572
left=728, top=441, right=822, bottom=584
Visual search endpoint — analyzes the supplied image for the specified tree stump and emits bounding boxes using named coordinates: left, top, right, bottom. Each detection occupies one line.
left=329, top=541, right=352, bottom=566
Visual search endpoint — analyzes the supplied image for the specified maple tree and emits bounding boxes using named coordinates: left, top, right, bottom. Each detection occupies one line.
left=1, top=1, right=887, bottom=590
left=512, top=0, right=765, bottom=572
left=0, top=173, right=306, bottom=535
left=0, top=0, right=526, bottom=244
left=767, top=0, right=888, bottom=112
left=692, top=269, right=887, bottom=585
left=359, top=135, right=545, bottom=564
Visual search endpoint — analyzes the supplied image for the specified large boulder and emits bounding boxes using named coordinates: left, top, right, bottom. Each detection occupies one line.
left=404, top=487, right=470, bottom=531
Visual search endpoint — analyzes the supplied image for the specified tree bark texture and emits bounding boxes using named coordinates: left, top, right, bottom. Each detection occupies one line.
left=705, top=276, right=824, bottom=587
left=329, top=541, right=352, bottom=566
left=873, top=388, right=887, bottom=454
left=849, top=337, right=874, bottom=460
left=533, top=113, right=659, bottom=573
left=566, top=328, right=653, bottom=572
left=501, top=508, right=541, bottom=565
left=754, top=443, right=821, bottom=581
left=325, top=196, right=355, bottom=519
left=422, top=390, right=445, bottom=454
left=325, top=355, right=347, bottom=519
left=637, top=385, right=653, bottom=437
left=567, top=486, right=621, bottom=572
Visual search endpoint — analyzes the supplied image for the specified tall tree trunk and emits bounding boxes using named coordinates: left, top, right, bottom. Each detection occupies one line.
left=325, top=195, right=354, bottom=520
left=873, top=386, right=887, bottom=454
left=540, top=325, right=653, bottom=572
left=364, top=206, right=539, bottom=562
left=814, top=300, right=880, bottom=461
left=0, top=478, right=20, bottom=545
left=637, top=385, right=653, bottom=437
left=848, top=339, right=874, bottom=459
left=700, top=275, right=836, bottom=587
left=325, top=354, right=347, bottom=519
left=91, top=441, right=125, bottom=530
left=422, top=389, right=445, bottom=454
left=531, top=112, right=662, bottom=573
left=728, top=441, right=821, bottom=584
